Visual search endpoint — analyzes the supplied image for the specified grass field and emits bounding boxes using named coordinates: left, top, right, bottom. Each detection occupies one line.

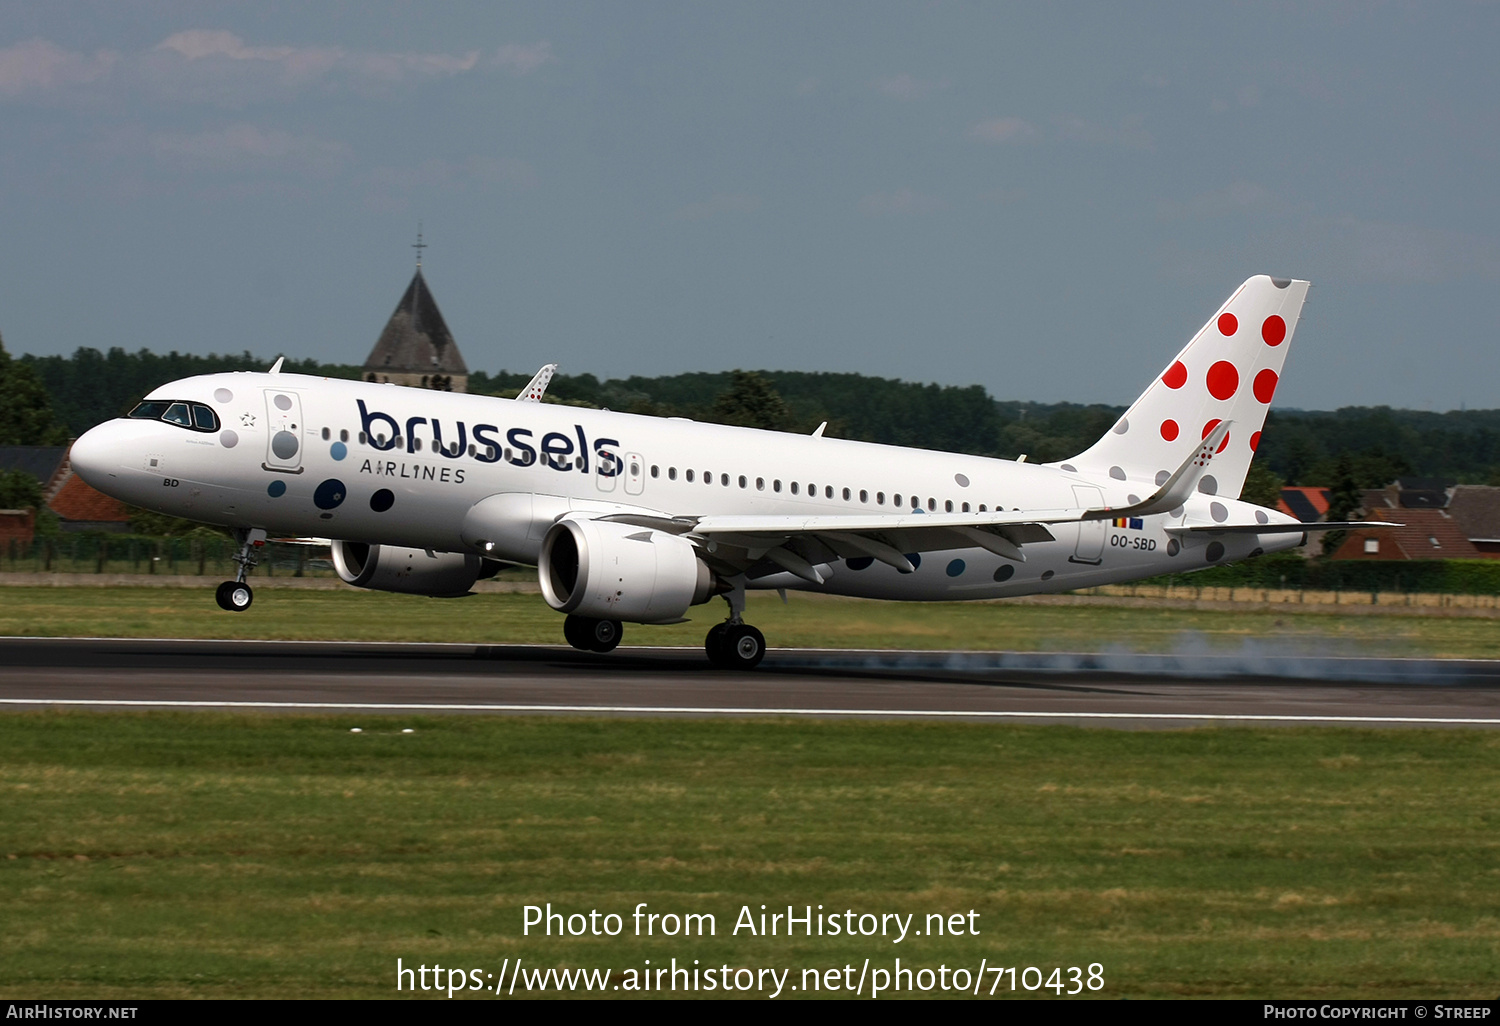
left=5, top=585, right=1500, bottom=657
left=1, top=713, right=1497, bottom=999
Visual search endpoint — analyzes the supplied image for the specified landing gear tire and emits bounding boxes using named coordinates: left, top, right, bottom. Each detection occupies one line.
left=215, top=581, right=253, bottom=612
left=564, top=615, right=623, bottom=653
left=704, top=623, right=730, bottom=665
left=707, top=623, right=765, bottom=670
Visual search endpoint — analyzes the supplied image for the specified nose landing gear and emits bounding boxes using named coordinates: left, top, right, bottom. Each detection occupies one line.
left=214, top=527, right=266, bottom=612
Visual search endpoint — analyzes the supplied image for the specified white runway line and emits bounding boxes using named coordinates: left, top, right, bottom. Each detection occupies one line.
left=2, top=697, right=1499, bottom=725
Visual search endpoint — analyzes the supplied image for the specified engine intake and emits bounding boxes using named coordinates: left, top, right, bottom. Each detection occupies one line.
left=538, top=519, right=715, bottom=623
left=331, top=540, right=487, bottom=597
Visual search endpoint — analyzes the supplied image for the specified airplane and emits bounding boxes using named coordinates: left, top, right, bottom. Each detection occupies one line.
left=67, top=275, right=1388, bottom=669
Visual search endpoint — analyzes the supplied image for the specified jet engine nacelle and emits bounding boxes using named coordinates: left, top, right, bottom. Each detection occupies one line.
left=538, top=518, right=716, bottom=624
left=331, top=540, right=492, bottom=597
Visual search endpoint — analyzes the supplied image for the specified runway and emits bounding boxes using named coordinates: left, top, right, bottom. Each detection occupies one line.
left=4, top=637, right=1500, bottom=727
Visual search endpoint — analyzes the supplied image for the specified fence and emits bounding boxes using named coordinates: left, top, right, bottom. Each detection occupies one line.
left=1139, top=554, right=1500, bottom=597
left=0, top=534, right=336, bottom=578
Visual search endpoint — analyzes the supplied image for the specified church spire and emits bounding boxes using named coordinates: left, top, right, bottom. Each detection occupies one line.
left=360, top=232, right=469, bottom=392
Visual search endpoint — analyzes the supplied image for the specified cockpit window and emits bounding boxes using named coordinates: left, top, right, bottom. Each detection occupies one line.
left=129, top=400, right=220, bottom=432
left=129, top=401, right=171, bottom=420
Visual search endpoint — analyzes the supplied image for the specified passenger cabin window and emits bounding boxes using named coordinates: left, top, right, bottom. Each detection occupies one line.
left=686, top=469, right=695, bottom=482
left=790, top=482, right=799, bottom=495
left=669, top=467, right=678, bottom=481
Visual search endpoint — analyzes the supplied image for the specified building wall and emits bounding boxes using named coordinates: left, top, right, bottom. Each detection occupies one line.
left=362, top=371, right=467, bottom=393
left=0, top=509, right=36, bottom=547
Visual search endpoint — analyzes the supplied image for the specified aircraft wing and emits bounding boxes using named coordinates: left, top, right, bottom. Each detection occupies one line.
left=606, top=419, right=1239, bottom=583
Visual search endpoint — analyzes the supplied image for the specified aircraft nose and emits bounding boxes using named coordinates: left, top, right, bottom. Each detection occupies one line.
left=69, top=424, right=121, bottom=488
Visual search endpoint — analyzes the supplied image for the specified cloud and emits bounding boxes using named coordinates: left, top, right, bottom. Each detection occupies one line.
left=493, top=42, right=553, bottom=76
left=859, top=188, right=945, bottom=217
left=872, top=73, right=950, bottom=100
left=0, top=38, right=116, bottom=97
left=672, top=194, right=761, bottom=221
left=0, top=31, right=533, bottom=104
left=150, top=123, right=348, bottom=175
left=969, top=117, right=1035, bottom=143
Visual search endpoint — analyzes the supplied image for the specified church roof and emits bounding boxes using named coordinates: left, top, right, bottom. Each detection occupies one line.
left=363, top=268, right=468, bottom=376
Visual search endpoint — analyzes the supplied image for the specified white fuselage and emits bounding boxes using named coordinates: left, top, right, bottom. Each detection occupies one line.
left=72, top=371, right=1302, bottom=600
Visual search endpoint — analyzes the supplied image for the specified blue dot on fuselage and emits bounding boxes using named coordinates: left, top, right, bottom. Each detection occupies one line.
left=846, top=556, right=874, bottom=571
left=330, top=441, right=347, bottom=461
left=313, top=478, right=347, bottom=510
left=267, top=480, right=286, bottom=498
left=946, top=559, right=966, bottom=578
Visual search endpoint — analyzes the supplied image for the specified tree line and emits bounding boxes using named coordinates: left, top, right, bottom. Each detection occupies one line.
left=9, top=343, right=1500, bottom=500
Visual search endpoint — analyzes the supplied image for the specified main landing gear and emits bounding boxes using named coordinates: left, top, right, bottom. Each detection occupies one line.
left=704, top=576, right=765, bottom=670
left=564, top=614, right=623, bottom=653
left=215, top=528, right=265, bottom=612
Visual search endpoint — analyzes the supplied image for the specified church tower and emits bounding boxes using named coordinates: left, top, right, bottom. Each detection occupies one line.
left=362, top=232, right=469, bottom=392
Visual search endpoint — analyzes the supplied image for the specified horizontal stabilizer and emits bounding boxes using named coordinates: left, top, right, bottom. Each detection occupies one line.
left=1168, top=520, right=1400, bottom=535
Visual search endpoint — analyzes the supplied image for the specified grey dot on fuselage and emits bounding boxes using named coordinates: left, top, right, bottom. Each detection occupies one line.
left=1211, top=501, right=1228, bottom=522
left=1198, top=475, right=1218, bottom=495
left=1109, top=466, right=1126, bottom=480
left=271, top=431, right=299, bottom=459
left=274, top=394, right=293, bottom=411
left=1156, top=470, right=1170, bottom=486
left=1113, top=418, right=1129, bottom=434
left=1255, top=510, right=1269, bottom=524
left=219, top=430, right=238, bottom=449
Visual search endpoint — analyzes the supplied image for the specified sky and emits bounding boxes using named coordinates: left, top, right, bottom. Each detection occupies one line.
left=0, top=1, right=1496, bottom=411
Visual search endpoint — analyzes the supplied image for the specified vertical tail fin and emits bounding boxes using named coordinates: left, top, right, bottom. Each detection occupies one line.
left=1064, top=275, right=1309, bottom=500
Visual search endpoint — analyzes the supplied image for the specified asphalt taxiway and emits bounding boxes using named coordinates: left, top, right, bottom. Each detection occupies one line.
left=3, top=637, right=1500, bottom=727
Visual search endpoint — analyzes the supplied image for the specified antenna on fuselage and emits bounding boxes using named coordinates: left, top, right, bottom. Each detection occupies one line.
left=268, top=356, right=285, bottom=374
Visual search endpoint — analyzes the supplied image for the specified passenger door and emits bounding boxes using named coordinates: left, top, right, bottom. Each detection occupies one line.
left=623, top=452, right=645, bottom=496
left=263, top=389, right=304, bottom=474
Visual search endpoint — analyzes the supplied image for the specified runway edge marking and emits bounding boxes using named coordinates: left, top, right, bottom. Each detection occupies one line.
left=2, top=698, right=1499, bottom=725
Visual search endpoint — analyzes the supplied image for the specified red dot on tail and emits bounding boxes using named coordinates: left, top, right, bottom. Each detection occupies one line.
left=1262, top=315, right=1286, bottom=346
left=1206, top=361, right=1239, bottom=400
left=1250, top=431, right=1261, bottom=451
left=1254, top=368, right=1278, bottom=404
left=1160, top=419, right=1179, bottom=441
left=1202, top=419, right=1229, bottom=453
left=1218, top=313, right=1238, bottom=336
left=1163, top=361, right=1187, bottom=389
